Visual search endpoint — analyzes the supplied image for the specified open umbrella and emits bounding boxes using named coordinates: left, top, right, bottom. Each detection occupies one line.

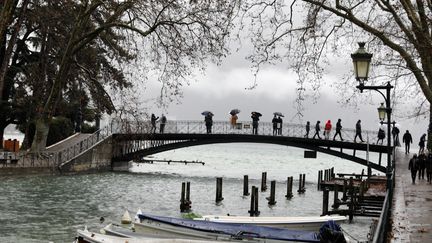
left=230, top=109, right=240, bottom=115
left=273, top=112, right=284, bottom=117
left=251, top=111, right=262, bottom=117
left=201, top=111, right=213, bottom=116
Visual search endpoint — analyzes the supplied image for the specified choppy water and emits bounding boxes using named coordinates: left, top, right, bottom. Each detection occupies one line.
left=0, top=143, right=379, bottom=242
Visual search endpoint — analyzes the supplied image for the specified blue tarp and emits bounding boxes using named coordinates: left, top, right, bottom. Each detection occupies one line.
left=138, top=213, right=320, bottom=242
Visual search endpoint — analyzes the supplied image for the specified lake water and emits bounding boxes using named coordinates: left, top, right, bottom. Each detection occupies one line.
left=0, top=143, right=379, bottom=242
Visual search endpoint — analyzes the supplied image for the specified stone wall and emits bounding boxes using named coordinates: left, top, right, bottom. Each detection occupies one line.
left=59, top=136, right=114, bottom=173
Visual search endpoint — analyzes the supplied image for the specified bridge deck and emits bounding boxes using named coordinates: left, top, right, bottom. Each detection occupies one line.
left=391, top=149, right=432, bottom=242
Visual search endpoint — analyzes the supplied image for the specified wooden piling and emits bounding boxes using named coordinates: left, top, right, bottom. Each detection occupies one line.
left=254, top=186, right=260, bottom=216
left=302, top=173, right=306, bottom=192
left=330, top=167, right=334, bottom=179
left=285, top=176, right=293, bottom=199
left=216, top=177, right=224, bottom=202
left=332, top=184, right=339, bottom=209
left=261, top=172, right=267, bottom=192
left=186, top=181, right=191, bottom=205
left=243, top=175, right=250, bottom=196
left=249, top=186, right=256, bottom=216
left=322, top=187, right=329, bottom=216
left=318, top=170, right=323, bottom=190
left=180, top=182, right=191, bottom=212
left=268, top=180, right=277, bottom=205
left=249, top=186, right=260, bottom=216
left=342, top=179, right=348, bottom=202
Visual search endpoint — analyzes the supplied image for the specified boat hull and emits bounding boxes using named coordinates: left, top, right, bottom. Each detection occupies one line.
left=194, top=215, right=347, bottom=231
left=135, top=213, right=320, bottom=242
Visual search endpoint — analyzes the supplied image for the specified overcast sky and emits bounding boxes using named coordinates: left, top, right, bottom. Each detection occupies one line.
left=142, top=44, right=428, bottom=143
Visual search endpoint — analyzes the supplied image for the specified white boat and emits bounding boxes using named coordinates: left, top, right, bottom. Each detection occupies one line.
left=193, top=215, right=348, bottom=231
left=134, top=213, right=326, bottom=242
left=75, top=226, right=231, bottom=243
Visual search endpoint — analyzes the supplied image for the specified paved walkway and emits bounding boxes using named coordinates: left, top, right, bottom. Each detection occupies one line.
left=391, top=149, right=432, bottom=242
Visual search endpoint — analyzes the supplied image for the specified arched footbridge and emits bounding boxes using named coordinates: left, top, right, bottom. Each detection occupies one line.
left=109, top=120, right=390, bottom=173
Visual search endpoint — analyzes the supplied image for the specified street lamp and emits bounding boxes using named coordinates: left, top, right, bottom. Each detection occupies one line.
left=351, top=42, right=394, bottom=189
left=377, top=103, right=386, bottom=121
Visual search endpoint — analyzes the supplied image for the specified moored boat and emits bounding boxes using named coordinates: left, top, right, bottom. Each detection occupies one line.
left=135, top=213, right=321, bottom=242
left=193, top=215, right=347, bottom=231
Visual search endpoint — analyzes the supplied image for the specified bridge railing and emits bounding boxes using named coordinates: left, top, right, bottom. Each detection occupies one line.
left=110, top=120, right=378, bottom=142
left=53, top=126, right=112, bottom=167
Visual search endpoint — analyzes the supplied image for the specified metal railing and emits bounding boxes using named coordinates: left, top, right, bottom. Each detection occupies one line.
left=110, top=120, right=378, bottom=143
left=372, top=169, right=394, bottom=243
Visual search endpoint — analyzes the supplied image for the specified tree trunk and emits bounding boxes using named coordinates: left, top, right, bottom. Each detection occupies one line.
left=30, top=116, right=50, bottom=151
left=428, top=105, right=432, bottom=152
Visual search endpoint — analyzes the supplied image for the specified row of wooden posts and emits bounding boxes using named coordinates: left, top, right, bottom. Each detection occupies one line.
left=180, top=172, right=307, bottom=214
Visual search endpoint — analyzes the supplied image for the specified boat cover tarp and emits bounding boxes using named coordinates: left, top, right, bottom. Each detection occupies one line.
left=138, top=213, right=320, bottom=242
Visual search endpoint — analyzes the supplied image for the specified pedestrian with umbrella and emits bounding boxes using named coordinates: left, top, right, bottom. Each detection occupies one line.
left=202, top=111, right=213, bottom=134
left=274, top=112, right=284, bottom=135
left=272, top=114, right=278, bottom=135
left=251, top=112, right=261, bottom=135
left=230, top=109, right=240, bottom=129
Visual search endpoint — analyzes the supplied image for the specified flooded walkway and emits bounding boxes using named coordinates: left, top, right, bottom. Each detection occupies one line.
left=391, top=149, right=432, bottom=242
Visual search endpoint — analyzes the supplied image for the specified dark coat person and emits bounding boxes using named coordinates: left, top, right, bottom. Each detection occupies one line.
left=305, top=121, right=310, bottom=138
left=205, top=114, right=213, bottom=134
left=354, top=120, right=364, bottom=143
left=251, top=113, right=260, bottom=135
left=312, top=121, right=321, bottom=139
left=418, top=153, right=426, bottom=180
left=333, top=119, right=343, bottom=141
left=402, top=130, right=413, bottom=154
left=151, top=113, right=159, bottom=133
left=160, top=114, right=167, bottom=133
left=419, top=133, right=426, bottom=154
left=409, top=154, right=418, bottom=184
left=272, top=115, right=278, bottom=136
left=377, top=127, right=385, bottom=145
left=392, top=126, right=400, bottom=146
left=426, top=153, right=432, bottom=184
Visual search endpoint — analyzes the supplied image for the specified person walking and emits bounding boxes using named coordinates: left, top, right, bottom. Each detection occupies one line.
left=418, top=153, right=426, bottom=180
left=354, top=120, right=364, bottom=143
left=230, top=114, right=238, bottom=129
left=205, top=113, right=213, bottom=134
left=377, top=125, right=385, bottom=145
left=409, top=154, right=419, bottom=184
left=324, top=120, right=332, bottom=140
left=159, top=114, right=167, bottom=133
left=426, top=153, right=432, bottom=184
left=312, top=121, right=321, bottom=139
left=419, top=133, right=426, bottom=154
left=150, top=113, right=159, bottom=133
left=251, top=112, right=260, bottom=135
left=392, top=125, right=400, bottom=146
left=333, top=119, right=343, bottom=141
left=402, top=130, right=413, bottom=154
left=277, top=116, right=283, bottom=135
left=305, top=121, right=310, bottom=138
left=272, top=114, right=278, bottom=136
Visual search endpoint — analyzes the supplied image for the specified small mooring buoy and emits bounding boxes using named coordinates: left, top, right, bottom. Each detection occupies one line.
left=135, top=208, right=142, bottom=222
left=121, top=210, right=132, bottom=224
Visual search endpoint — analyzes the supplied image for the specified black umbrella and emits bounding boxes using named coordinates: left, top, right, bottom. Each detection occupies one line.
left=252, top=111, right=262, bottom=117
left=201, top=111, right=213, bottom=116
left=273, top=112, right=284, bottom=117
left=230, top=109, right=240, bottom=115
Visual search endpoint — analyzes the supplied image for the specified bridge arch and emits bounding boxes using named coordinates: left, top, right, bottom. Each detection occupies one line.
left=112, top=133, right=388, bottom=173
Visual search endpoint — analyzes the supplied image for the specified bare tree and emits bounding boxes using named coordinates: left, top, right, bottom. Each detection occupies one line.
left=29, top=0, right=239, bottom=151
left=239, top=0, right=432, bottom=146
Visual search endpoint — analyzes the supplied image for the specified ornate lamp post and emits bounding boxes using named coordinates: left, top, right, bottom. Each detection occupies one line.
left=351, top=42, right=393, bottom=189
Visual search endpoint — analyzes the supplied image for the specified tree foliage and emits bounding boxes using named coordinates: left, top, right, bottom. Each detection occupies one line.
left=240, top=0, right=432, bottom=121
